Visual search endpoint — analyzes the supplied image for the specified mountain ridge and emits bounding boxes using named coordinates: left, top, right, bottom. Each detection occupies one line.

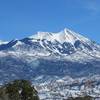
left=0, top=28, right=100, bottom=60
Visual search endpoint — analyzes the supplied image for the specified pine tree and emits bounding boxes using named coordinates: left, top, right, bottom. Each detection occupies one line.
left=0, top=80, right=39, bottom=100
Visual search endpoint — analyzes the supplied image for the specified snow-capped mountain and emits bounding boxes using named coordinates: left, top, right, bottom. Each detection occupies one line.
left=0, top=28, right=100, bottom=58
left=0, top=28, right=100, bottom=99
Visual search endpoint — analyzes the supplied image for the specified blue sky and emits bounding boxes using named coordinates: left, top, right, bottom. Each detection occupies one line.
left=0, top=0, right=100, bottom=43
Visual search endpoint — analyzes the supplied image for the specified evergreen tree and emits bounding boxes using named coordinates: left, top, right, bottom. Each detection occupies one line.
left=0, top=80, right=39, bottom=100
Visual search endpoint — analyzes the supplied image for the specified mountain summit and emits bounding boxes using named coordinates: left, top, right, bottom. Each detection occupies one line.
left=30, top=28, right=90, bottom=44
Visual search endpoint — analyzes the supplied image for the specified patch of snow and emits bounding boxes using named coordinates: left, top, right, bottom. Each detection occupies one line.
left=0, top=40, right=8, bottom=45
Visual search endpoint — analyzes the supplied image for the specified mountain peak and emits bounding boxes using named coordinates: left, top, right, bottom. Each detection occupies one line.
left=29, top=28, right=90, bottom=44
left=62, top=28, right=90, bottom=43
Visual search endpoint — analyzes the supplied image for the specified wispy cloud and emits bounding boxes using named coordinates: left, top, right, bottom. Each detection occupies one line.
left=84, top=0, right=100, bottom=15
left=72, top=0, right=100, bottom=25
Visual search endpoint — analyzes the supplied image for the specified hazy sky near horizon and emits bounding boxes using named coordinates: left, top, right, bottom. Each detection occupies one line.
left=0, top=0, right=100, bottom=43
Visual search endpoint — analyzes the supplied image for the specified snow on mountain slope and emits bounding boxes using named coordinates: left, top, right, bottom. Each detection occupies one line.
left=0, top=40, right=8, bottom=45
left=30, top=28, right=90, bottom=44
left=19, top=28, right=100, bottom=55
left=0, top=28, right=100, bottom=61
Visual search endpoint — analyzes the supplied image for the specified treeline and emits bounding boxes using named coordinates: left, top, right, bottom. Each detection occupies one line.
left=0, top=80, right=39, bottom=100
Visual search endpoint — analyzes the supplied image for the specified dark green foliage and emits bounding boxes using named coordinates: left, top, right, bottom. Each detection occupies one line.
left=0, top=80, right=39, bottom=100
left=67, top=96, right=94, bottom=100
